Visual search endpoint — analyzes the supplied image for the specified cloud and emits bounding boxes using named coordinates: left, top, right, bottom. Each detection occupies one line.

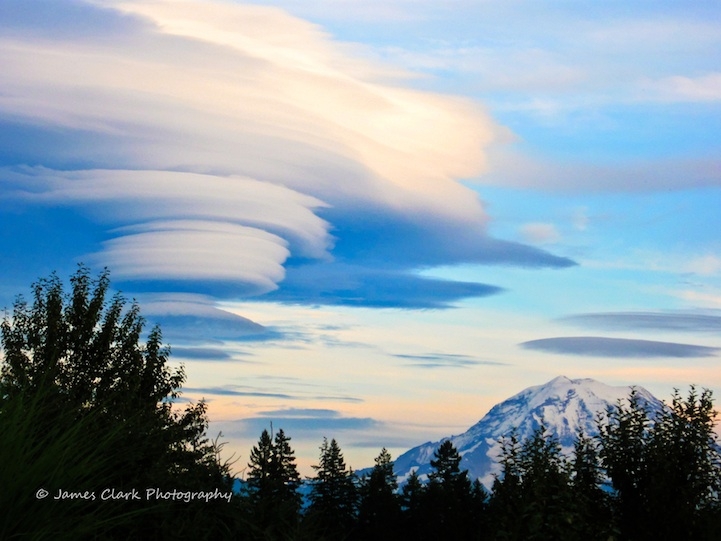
left=169, top=347, right=235, bottom=361
left=139, top=293, right=271, bottom=343
left=262, top=262, right=504, bottom=308
left=229, top=411, right=380, bottom=437
left=520, top=223, right=560, bottom=244
left=484, top=150, right=721, bottom=192
left=520, top=336, right=719, bottom=358
left=392, top=353, right=506, bottom=369
left=560, top=311, right=721, bottom=333
left=184, top=384, right=364, bottom=403
left=0, top=0, right=576, bottom=309
left=645, top=73, right=721, bottom=102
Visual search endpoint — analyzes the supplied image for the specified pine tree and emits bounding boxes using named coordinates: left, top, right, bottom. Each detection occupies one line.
left=489, top=426, right=575, bottom=540
left=400, top=469, right=426, bottom=539
left=358, top=448, right=400, bottom=540
left=425, top=440, right=475, bottom=539
left=246, top=428, right=301, bottom=537
left=569, top=430, right=611, bottom=540
left=306, top=438, right=358, bottom=539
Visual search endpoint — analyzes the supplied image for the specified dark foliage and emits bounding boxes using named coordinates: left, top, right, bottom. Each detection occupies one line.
left=0, top=267, right=238, bottom=540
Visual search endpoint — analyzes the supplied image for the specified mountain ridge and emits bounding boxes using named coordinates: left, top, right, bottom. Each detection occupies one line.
left=389, top=375, right=664, bottom=488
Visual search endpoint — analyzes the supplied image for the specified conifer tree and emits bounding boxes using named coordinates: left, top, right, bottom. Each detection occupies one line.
left=306, top=438, right=358, bottom=539
left=246, top=428, right=301, bottom=537
left=570, top=430, right=611, bottom=539
left=358, top=448, right=400, bottom=540
left=425, top=440, right=475, bottom=539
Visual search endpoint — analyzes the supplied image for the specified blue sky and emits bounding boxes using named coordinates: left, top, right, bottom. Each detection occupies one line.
left=1, top=0, right=720, bottom=474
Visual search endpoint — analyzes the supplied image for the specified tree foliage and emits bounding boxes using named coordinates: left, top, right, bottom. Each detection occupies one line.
left=245, top=427, right=302, bottom=537
left=0, top=267, right=235, bottom=540
left=307, top=437, right=358, bottom=539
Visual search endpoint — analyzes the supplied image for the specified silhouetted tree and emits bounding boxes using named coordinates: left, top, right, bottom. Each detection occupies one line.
left=425, top=440, right=475, bottom=539
left=245, top=428, right=302, bottom=538
left=489, top=426, right=577, bottom=540
left=306, top=437, right=358, bottom=539
left=599, top=386, right=721, bottom=540
left=569, top=430, right=612, bottom=539
left=358, top=448, right=401, bottom=540
left=0, top=267, right=236, bottom=540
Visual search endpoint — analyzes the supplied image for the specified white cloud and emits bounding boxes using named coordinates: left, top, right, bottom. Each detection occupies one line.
left=0, top=0, right=505, bottom=289
left=520, top=223, right=560, bottom=244
left=96, top=221, right=289, bottom=292
left=644, top=73, right=721, bottom=102
left=9, top=167, right=331, bottom=259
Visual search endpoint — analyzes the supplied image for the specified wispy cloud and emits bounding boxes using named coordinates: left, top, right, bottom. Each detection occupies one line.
left=520, top=336, right=719, bottom=358
left=393, top=353, right=506, bottom=369
left=560, top=311, right=721, bottom=333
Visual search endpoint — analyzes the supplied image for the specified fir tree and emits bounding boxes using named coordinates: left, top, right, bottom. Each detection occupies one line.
left=425, top=440, right=475, bottom=539
left=358, top=448, right=400, bottom=541
left=246, top=428, right=301, bottom=537
left=306, top=438, right=358, bottom=539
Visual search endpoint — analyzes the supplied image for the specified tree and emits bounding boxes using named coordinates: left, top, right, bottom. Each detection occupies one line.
left=306, top=437, right=358, bottom=539
left=0, top=267, right=235, bottom=540
left=489, top=426, right=576, bottom=540
left=569, top=430, right=611, bottom=540
left=598, top=386, right=721, bottom=540
left=424, top=440, right=475, bottom=539
left=246, top=427, right=301, bottom=537
left=358, top=448, right=401, bottom=540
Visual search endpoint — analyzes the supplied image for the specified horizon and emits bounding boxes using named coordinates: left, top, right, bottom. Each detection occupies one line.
left=1, top=0, right=720, bottom=477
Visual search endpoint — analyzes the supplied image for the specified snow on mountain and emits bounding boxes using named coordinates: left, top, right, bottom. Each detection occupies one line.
left=391, top=376, right=663, bottom=489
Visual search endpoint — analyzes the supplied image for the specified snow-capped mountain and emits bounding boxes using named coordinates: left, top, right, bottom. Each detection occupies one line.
left=392, top=376, right=663, bottom=489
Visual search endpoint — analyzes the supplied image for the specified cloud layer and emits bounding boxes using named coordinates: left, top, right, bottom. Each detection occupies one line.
left=0, top=0, right=574, bottom=310
left=521, top=336, right=719, bottom=358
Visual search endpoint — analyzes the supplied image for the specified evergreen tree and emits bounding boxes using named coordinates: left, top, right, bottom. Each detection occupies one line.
left=246, top=428, right=301, bottom=538
left=569, top=430, right=611, bottom=540
left=425, top=440, right=475, bottom=539
left=487, top=430, right=523, bottom=540
left=358, top=448, right=401, bottom=541
left=400, top=469, right=426, bottom=539
left=306, top=438, right=358, bottom=539
left=488, top=426, right=575, bottom=540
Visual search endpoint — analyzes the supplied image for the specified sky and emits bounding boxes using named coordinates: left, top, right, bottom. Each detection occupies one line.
left=1, top=0, right=720, bottom=476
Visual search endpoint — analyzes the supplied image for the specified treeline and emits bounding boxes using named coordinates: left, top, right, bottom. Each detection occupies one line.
left=239, top=386, right=721, bottom=541
left=2, top=268, right=720, bottom=540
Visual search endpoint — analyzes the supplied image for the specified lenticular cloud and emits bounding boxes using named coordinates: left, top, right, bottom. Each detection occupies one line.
left=0, top=0, right=564, bottom=300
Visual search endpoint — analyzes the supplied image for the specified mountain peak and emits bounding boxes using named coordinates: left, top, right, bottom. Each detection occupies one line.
left=391, top=376, right=663, bottom=488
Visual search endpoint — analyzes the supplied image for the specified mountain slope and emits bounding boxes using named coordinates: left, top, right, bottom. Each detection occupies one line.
left=392, top=375, right=663, bottom=488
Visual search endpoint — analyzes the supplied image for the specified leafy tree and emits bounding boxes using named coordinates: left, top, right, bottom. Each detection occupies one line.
left=0, top=267, right=236, bottom=540
left=599, top=386, right=721, bottom=540
left=358, top=448, right=401, bottom=540
left=306, top=437, right=358, bottom=539
left=597, top=388, right=651, bottom=540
